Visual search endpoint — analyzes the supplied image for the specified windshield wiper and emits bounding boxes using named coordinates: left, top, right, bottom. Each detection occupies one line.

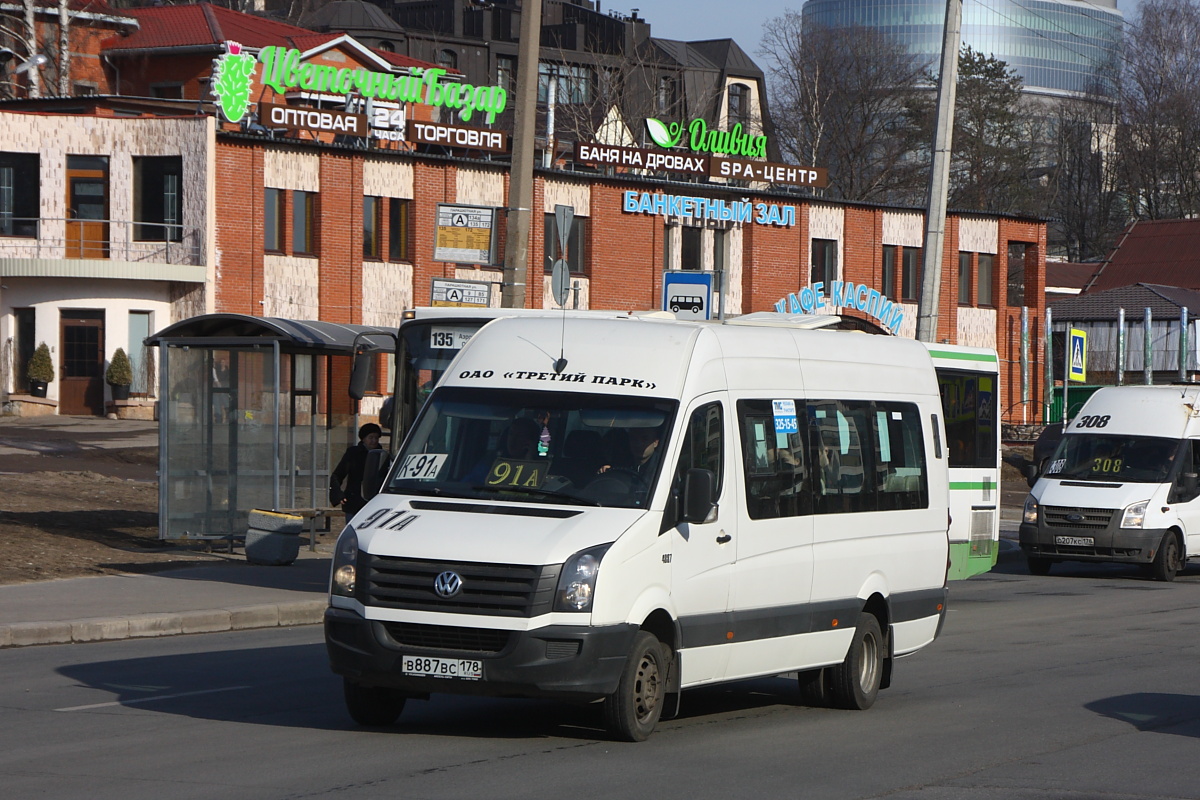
left=472, top=484, right=601, bottom=506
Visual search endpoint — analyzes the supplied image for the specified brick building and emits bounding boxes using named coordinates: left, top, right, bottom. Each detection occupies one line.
left=0, top=3, right=1047, bottom=422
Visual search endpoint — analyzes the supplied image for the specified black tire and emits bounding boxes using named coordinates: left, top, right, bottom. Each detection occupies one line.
left=604, top=631, right=668, bottom=742
left=1151, top=531, right=1182, bottom=582
left=829, top=612, right=884, bottom=711
left=343, top=678, right=406, bottom=727
left=1027, top=556, right=1053, bottom=576
left=797, top=668, right=829, bottom=707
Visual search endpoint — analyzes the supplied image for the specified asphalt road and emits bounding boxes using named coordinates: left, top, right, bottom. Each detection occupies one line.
left=3, top=561, right=1199, bottom=800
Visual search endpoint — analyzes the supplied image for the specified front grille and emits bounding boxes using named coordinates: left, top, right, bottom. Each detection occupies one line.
left=381, top=622, right=512, bottom=653
left=1043, top=506, right=1114, bottom=529
left=366, top=555, right=561, bottom=617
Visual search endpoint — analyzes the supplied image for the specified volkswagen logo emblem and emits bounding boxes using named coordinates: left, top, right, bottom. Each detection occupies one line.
left=434, top=571, right=463, bottom=598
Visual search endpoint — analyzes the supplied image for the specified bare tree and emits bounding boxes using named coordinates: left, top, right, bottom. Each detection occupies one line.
left=1115, top=0, right=1200, bottom=220
left=760, top=11, right=931, bottom=203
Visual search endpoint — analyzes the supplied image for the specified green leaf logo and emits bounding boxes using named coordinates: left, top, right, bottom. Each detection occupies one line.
left=645, top=117, right=683, bottom=149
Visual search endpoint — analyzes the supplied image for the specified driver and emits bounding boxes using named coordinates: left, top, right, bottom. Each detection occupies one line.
left=598, top=426, right=661, bottom=477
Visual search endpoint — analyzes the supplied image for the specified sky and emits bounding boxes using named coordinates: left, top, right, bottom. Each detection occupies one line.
left=617, top=0, right=1145, bottom=64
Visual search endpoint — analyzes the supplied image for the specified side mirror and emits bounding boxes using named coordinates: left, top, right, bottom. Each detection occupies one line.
left=680, top=468, right=718, bottom=524
left=1022, top=463, right=1039, bottom=488
left=348, top=350, right=373, bottom=401
left=361, top=448, right=391, bottom=501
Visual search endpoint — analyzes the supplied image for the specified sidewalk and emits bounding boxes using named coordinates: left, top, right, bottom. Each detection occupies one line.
left=0, top=548, right=331, bottom=649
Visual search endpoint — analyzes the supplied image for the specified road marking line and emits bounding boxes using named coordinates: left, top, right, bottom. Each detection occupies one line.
left=55, top=685, right=252, bottom=712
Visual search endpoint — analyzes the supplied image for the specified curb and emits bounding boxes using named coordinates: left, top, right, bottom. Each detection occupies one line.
left=0, top=599, right=326, bottom=649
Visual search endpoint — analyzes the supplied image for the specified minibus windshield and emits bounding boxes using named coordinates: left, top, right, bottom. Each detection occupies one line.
left=1044, top=434, right=1180, bottom=483
left=386, top=387, right=676, bottom=509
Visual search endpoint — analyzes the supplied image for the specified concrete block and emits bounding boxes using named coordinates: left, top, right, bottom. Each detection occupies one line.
left=229, top=604, right=280, bottom=630
left=245, top=527, right=301, bottom=565
left=180, top=610, right=231, bottom=635
left=0, top=626, right=13, bottom=648
left=9, top=621, right=72, bottom=647
left=127, top=613, right=184, bottom=639
left=278, top=600, right=326, bottom=627
left=73, top=618, right=130, bottom=643
left=248, top=510, right=305, bottom=534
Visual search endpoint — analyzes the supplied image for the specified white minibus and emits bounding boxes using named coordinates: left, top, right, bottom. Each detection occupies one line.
left=1020, top=384, right=1200, bottom=580
left=326, top=314, right=950, bottom=740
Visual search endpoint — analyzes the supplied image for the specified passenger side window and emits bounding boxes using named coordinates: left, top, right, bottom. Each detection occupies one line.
left=810, top=400, right=871, bottom=514
left=737, top=399, right=811, bottom=519
left=676, top=401, right=723, bottom=494
left=872, top=403, right=928, bottom=511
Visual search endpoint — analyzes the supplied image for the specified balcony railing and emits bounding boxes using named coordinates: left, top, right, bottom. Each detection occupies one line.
left=0, top=218, right=204, bottom=266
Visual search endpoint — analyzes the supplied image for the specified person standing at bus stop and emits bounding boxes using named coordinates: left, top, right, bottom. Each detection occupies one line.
left=330, top=423, right=382, bottom=520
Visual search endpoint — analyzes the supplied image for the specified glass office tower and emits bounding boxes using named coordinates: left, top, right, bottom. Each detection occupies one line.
left=801, top=0, right=1124, bottom=96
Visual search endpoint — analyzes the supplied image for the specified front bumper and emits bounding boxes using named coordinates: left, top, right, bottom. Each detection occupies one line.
left=1019, top=520, right=1168, bottom=565
left=325, top=606, right=638, bottom=701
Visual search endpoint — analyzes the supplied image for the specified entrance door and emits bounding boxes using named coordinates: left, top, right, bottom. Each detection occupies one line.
left=66, top=156, right=109, bottom=259
left=60, top=310, right=105, bottom=416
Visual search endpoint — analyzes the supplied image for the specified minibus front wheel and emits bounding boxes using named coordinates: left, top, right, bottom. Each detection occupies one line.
left=604, top=631, right=669, bottom=742
left=343, top=678, right=406, bottom=727
left=1150, top=531, right=1183, bottom=582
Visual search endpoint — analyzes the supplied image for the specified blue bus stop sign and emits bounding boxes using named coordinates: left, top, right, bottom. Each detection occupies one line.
left=662, top=271, right=714, bottom=320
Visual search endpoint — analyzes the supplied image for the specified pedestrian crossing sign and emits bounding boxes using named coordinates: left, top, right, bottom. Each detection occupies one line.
left=1068, top=328, right=1087, bottom=383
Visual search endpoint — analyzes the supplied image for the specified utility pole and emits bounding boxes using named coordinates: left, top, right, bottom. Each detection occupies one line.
left=501, top=0, right=543, bottom=308
left=916, top=0, right=962, bottom=343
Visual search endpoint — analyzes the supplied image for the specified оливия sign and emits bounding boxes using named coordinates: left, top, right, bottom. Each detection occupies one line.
left=645, top=117, right=766, bottom=159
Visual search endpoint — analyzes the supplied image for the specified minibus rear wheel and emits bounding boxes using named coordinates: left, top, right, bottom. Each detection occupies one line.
left=343, top=678, right=406, bottom=726
left=604, top=631, right=668, bottom=741
left=829, top=612, right=883, bottom=710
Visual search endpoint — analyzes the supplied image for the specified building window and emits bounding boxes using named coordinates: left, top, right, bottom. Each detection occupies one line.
left=681, top=226, right=702, bottom=271
left=1007, top=243, right=1027, bottom=307
left=978, top=253, right=994, bottom=306
left=264, top=188, right=284, bottom=252
left=389, top=199, right=411, bottom=262
left=293, top=190, right=315, bottom=255
left=538, top=63, right=592, bottom=104
left=901, top=246, right=921, bottom=302
left=378, top=40, right=395, bottom=53
left=657, top=75, right=678, bottom=114
left=128, top=311, right=153, bottom=394
left=150, top=83, right=183, bottom=99
left=713, top=228, right=727, bottom=275
left=497, top=56, right=516, bottom=95
left=544, top=212, right=587, bottom=274
left=14, top=307, right=34, bottom=387
left=437, top=49, right=458, bottom=71
left=134, top=156, right=182, bottom=242
left=363, top=196, right=382, bottom=260
left=0, top=152, right=39, bottom=237
left=958, top=252, right=972, bottom=305
left=728, top=83, right=750, bottom=127
left=882, top=246, right=896, bottom=297
left=73, top=82, right=98, bottom=96
left=811, top=239, right=838, bottom=286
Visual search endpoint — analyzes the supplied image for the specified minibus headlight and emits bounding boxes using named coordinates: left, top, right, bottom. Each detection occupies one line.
left=554, top=544, right=611, bottom=613
left=1120, top=501, right=1149, bottom=529
left=330, top=527, right=359, bottom=598
left=1023, top=495, right=1038, bottom=525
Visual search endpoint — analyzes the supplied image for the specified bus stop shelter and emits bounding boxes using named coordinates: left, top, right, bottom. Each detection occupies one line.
left=146, top=314, right=395, bottom=542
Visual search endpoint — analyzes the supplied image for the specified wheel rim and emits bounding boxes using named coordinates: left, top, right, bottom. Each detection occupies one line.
left=858, top=631, right=880, bottom=692
left=1168, top=538, right=1180, bottom=571
left=632, top=649, right=662, bottom=722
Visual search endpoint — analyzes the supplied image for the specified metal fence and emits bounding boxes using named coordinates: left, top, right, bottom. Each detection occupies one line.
left=0, top=217, right=203, bottom=265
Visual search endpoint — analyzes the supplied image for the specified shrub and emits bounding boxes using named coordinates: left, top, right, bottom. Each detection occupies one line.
left=105, top=347, right=133, bottom=386
left=27, top=342, right=54, bottom=383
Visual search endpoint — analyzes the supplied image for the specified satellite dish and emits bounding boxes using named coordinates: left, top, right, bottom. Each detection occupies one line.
left=14, top=53, right=48, bottom=75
